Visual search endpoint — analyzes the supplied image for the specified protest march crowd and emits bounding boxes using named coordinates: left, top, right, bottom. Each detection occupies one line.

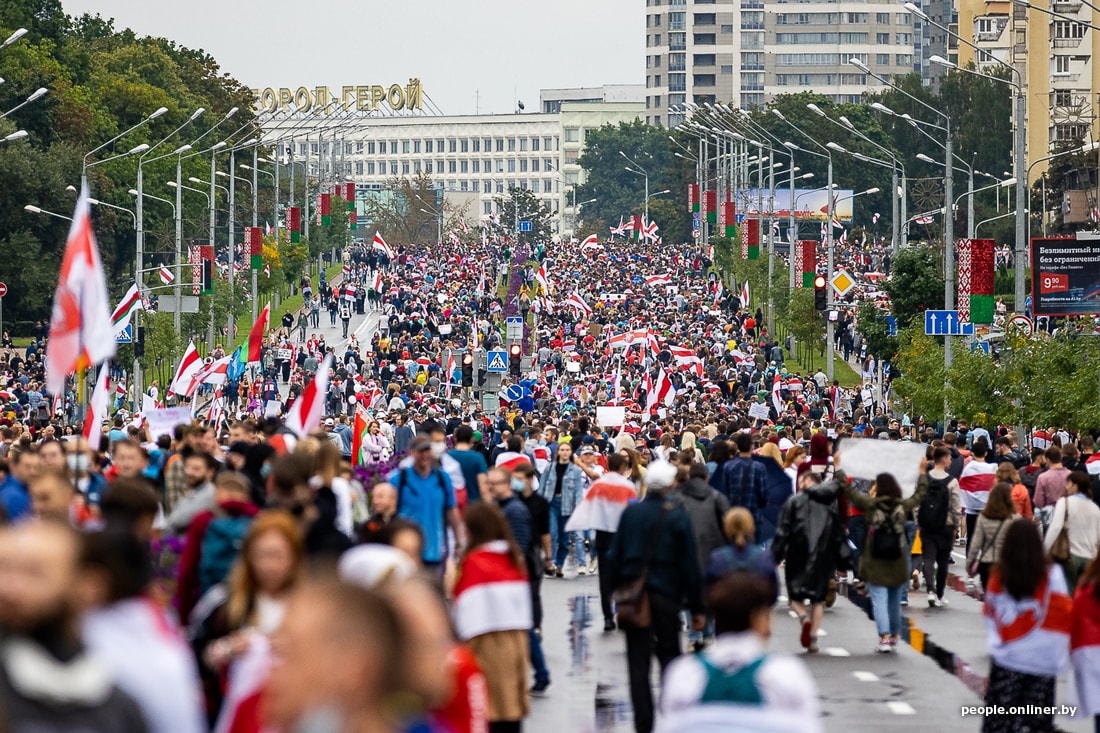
left=2, top=195, right=1100, bottom=733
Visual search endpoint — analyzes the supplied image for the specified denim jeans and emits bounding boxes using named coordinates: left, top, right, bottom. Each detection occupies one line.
left=868, top=582, right=905, bottom=636
left=549, top=496, right=586, bottom=568
left=848, top=514, right=867, bottom=576
left=529, top=628, right=549, bottom=685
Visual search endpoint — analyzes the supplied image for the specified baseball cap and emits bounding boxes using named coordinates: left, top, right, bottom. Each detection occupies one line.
left=409, top=435, right=432, bottom=452
left=324, top=418, right=335, bottom=427
left=578, top=445, right=597, bottom=456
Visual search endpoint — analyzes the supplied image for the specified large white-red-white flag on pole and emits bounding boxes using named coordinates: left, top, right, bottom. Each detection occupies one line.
left=46, top=183, right=116, bottom=397
left=285, top=355, right=333, bottom=438
left=372, top=232, right=395, bottom=260
left=167, top=340, right=202, bottom=398
left=83, top=365, right=111, bottom=451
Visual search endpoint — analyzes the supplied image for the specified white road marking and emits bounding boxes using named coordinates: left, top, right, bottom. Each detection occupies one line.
left=887, top=702, right=916, bottom=715
left=853, top=671, right=879, bottom=682
left=824, top=647, right=850, bottom=657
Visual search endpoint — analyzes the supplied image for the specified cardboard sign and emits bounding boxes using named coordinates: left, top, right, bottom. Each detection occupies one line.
left=836, top=437, right=926, bottom=497
left=144, top=406, right=192, bottom=440
left=596, top=406, right=626, bottom=428
left=748, top=403, right=771, bottom=420
left=276, top=349, right=292, bottom=360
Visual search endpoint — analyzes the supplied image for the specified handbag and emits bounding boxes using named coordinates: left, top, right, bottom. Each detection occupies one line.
left=613, top=505, right=669, bottom=629
left=1048, top=499, right=1072, bottom=563
left=969, top=519, right=1006, bottom=576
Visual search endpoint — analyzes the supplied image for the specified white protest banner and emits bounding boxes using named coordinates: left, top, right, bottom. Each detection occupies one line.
left=596, top=406, right=626, bottom=428
left=144, top=406, right=192, bottom=440
left=748, top=403, right=771, bottom=421
left=836, top=437, right=927, bottom=498
left=276, top=349, right=292, bottom=360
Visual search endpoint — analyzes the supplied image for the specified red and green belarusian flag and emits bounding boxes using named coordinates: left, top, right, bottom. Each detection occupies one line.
left=689, top=184, right=699, bottom=213
left=110, top=283, right=145, bottom=337
left=958, top=238, right=995, bottom=325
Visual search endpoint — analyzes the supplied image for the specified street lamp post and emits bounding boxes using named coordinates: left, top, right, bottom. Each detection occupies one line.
left=620, top=150, right=651, bottom=224
left=81, top=106, right=167, bottom=192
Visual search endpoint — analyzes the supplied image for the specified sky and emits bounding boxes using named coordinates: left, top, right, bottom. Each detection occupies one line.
left=60, top=0, right=644, bottom=116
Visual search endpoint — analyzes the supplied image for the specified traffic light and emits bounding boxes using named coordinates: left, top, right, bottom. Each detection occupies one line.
left=509, top=343, right=522, bottom=378
left=813, top=274, right=827, bottom=311
left=461, top=353, right=474, bottom=387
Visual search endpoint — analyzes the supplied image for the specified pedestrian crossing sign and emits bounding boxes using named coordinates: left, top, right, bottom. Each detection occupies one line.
left=487, top=350, right=508, bottom=372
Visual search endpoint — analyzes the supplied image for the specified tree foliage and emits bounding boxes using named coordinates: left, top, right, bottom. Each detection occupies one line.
left=0, top=0, right=258, bottom=330
left=488, top=187, right=553, bottom=245
left=883, top=247, right=944, bottom=328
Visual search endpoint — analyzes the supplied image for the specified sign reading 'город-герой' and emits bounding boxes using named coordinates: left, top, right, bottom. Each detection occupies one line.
left=251, top=80, right=424, bottom=114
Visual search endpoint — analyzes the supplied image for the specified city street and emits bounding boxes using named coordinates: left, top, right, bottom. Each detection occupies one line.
left=529, top=553, right=1092, bottom=733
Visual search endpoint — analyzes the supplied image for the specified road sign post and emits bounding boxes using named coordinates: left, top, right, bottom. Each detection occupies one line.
left=0, top=282, right=6, bottom=343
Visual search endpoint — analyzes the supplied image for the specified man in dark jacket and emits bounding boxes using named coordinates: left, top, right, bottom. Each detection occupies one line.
left=605, top=461, right=704, bottom=733
left=772, top=468, right=850, bottom=654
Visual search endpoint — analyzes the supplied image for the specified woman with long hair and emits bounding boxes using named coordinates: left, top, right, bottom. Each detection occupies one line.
left=190, top=511, right=306, bottom=726
left=783, top=446, right=807, bottom=494
left=453, top=503, right=532, bottom=733
left=966, top=482, right=1015, bottom=593
left=841, top=466, right=928, bottom=653
left=1043, top=470, right=1100, bottom=594
left=982, top=519, right=1072, bottom=733
left=361, top=419, right=392, bottom=465
left=995, top=462, right=1032, bottom=519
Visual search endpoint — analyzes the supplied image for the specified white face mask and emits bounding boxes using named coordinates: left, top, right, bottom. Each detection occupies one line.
left=430, top=441, right=446, bottom=458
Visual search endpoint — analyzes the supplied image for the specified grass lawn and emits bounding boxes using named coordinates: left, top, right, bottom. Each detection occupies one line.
left=791, top=345, right=862, bottom=388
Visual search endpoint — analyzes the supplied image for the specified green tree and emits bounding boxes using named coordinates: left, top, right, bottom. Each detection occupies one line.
left=892, top=328, right=946, bottom=422
left=360, top=173, right=440, bottom=245
left=883, top=247, right=944, bottom=328
left=856, top=301, right=897, bottom=363
left=488, top=187, right=552, bottom=245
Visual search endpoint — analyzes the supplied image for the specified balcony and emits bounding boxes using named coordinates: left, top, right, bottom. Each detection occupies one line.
left=670, top=40, right=686, bottom=50
left=670, top=19, right=686, bottom=29
left=1053, top=37, right=1083, bottom=48
left=741, top=0, right=764, bottom=7
left=1053, top=1, right=1083, bottom=12
left=669, top=83, right=687, bottom=91
left=741, top=21, right=765, bottom=29
left=976, top=29, right=1003, bottom=41
left=669, top=61, right=686, bottom=70
left=742, top=63, right=764, bottom=70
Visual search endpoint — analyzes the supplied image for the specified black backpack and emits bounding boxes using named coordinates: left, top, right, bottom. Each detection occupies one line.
left=868, top=510, right=903, bottom=561
left=917, top=475, right=951, bottom=533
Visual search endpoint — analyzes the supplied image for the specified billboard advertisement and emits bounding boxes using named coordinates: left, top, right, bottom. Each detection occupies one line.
left=736, top=188, right=855, bottom=222
left=1031, top=234, right=1100, bottom=316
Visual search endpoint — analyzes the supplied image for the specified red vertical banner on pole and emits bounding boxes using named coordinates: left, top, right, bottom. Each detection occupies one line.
left=246, top=227, right=262, bottom=269
left=287, top=206, right=300, bottom=243
left=797, top=241, right=817, bottom=287
left=319, top=193, right=332, bottom=227
left=958, top=238, right=995, bottom=324
left=741, top=218, right=761, bottom=259
left=723, top=202, right=737, bottom=237
left=703, top=190, right=717, bottom=225
left=689, top=184, right=699, bottom=213
left=199, top=245, right=214, bottom=295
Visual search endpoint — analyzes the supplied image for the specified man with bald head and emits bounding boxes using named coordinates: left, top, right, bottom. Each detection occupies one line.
left=0, top=521, right=147, bottom=730
left=358, top=482, right=399, bottom=543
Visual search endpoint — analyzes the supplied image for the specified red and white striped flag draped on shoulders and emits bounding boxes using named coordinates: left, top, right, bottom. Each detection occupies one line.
left=772, top=373, right=783, bottom=416
left=46, top=183, right=116, bottom=397
left=452, top=540, right=532, bottom=641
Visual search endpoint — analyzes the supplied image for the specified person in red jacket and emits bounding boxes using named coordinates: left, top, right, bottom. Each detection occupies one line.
left=173, top=472, right=259, bottom=623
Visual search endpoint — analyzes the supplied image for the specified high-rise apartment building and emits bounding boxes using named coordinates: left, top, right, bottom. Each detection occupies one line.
left=958, top=0, right=1098, bottom=179
left=644, top=0, right=945, bottom=127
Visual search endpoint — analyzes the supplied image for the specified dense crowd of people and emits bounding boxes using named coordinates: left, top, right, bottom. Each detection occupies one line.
left=0, top=232, right=1098, bottom=733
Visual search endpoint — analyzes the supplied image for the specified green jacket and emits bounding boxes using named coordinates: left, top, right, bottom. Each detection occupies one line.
left=843, top=473, right=928, bottom=588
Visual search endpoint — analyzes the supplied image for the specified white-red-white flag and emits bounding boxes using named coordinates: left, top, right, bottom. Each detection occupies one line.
left=167, top=341, right=202, bottom=398
left=372, top=232, right=395, bottom=260
left=158, top=265, right=175, bottom=284
left=45, top=183, right=116, bottom=397
left=580, top=234, right=601, bottom=251
left=645, top=274, right=673, bottom=287
left=284, top=355, right=332, bottom=438
left=83, top=365, right=111, bottom=451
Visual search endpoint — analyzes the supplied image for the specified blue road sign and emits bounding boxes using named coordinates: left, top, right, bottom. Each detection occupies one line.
left=486, top=350, right=508, bottom=372
left=735, top=213, right=746, bottom=224
left=115, top=324, right=133, bottom=344
left=971, top=341, right=991, bottom=354
left=505, top=316, right=523, bottom=325
left=886, top=315, right=897, bottom=337
left=504, top=385, right=523, bottom=401
left=518, top=221, right=533, bottom=232
left=924, top=310, right=974, bottom=336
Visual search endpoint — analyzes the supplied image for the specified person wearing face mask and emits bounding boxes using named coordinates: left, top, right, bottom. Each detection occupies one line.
left=387, top=435, right=466, bottom=571
left=398, top=422, right=469, bottom=513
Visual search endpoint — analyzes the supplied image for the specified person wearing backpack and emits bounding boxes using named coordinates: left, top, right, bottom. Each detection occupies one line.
left=920, top=446, right=961, bottom=608
left=174, top=472, right=259, bottom=623
left=839, top=458, right=929, bottom=654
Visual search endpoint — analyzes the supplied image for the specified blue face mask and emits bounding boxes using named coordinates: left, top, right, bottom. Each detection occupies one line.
left=512, top=478, right=526, bottom=493
left=260, top=462, right=273, bottom=479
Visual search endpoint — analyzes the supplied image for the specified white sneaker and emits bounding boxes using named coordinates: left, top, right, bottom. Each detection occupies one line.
left=577, top=566, right=588, bottom=576
left=876, top=639, right=893, bottom=653
left=588, top=557, right=598, bottom=574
